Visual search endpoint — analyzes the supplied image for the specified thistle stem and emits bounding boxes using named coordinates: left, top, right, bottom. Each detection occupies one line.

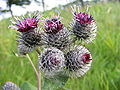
left=26, top=54, right=41, bottom=90
left=35, top=49, right=41, bottom=90
left=26, top=54, right=38, bottom=76
left=38, top=70, right=41, bottom=90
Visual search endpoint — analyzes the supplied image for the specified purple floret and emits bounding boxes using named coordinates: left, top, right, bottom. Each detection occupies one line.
left=45, top=18, right=63, bottom=34
left=74, top=12, right=94, bottom=24
left=17, top=17, right=39, bottom=32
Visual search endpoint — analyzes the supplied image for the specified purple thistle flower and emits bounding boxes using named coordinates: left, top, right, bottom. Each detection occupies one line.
left=9, top=16, right=40, bottom=32
left=65, top=46, right=92, bottom=77
left=2, top=81, right=20, bottom=90
left=71, top=6, right=97, bottom=43
left=43, top=16, right=72, bottom=50
left=9, top=13, right=46, bottom=55
left=38, top=47, right=65, bottom=77
left=44, top=17, right=63, bottom=34
left=74, top=12, right=94, bottom=24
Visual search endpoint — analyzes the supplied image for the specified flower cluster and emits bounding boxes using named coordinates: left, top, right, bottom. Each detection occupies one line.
left=9, top=6, right=97, bottom=79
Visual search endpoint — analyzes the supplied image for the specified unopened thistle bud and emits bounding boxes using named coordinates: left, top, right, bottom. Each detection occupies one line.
left=2, top=81, right=20, bottom=90
left=44, top=16, right=72, bottom=50
left=65, top=46, right=92, bottom=77
left=9, top=13, right=45, bottom=55
left=38, top=47, right=65, bottom=77
left=71, top=6, right=97, bottom=43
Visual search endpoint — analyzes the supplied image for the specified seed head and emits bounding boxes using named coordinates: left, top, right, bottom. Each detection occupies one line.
left=65, top=46, right=92, bottom=77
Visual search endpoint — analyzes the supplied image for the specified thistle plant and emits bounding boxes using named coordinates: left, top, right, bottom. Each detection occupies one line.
left=4, top=5, right=97, bottom=90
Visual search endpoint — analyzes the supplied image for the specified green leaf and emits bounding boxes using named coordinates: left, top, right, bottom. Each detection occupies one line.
left=20, top=82, right=37, bottom=90
left=42, top=73, right=69, bottom=90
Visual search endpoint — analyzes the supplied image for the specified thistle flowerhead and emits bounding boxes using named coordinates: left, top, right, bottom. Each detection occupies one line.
left=38, top=47, right=65, bottom=77
left=43, top=16, right=72, bottom=50
left=65, top=46, right=92, bottom=77
left=9, top=13, right=46, bottom=55
left=45, top=16, right=63, bottom=34
left=71, top=6, right=97, bottom=43
left=2, top=82, right=20, bottom=90
left=9, top=16, right=40, bottom=32
left=74, top=12, right=94, bottom=24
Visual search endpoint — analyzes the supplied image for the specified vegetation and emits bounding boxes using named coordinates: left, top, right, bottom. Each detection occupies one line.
left=0, top=2, right=120, bottom=90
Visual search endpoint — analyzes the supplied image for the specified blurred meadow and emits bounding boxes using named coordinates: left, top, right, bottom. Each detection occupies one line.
left=0, top=1, right=120, bottom=90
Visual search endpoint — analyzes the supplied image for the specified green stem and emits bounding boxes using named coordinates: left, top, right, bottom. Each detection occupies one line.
left=38, top=70, right=41, bottom=90
left=26, top=54, right=38, bottom=76
left=26, top=54, right=41, bottom=90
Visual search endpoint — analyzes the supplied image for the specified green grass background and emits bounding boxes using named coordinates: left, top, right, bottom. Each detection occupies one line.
left=0, top=2, right=120, bottom=90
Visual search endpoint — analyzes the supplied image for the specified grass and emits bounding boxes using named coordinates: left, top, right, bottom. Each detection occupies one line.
left=0, top=2, right=120, bottom=90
